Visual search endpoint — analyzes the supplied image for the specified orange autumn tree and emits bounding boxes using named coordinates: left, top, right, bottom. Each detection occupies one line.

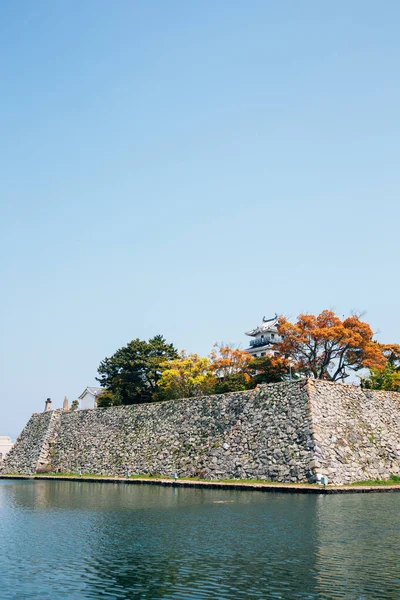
left=209, top=344, right=255, bottom=393
left=277, top=310, right=385, bottom=381
left=380, top=343, right=400, bottom=368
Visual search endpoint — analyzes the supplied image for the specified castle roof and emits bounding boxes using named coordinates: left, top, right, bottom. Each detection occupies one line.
left=78, top=386, right=104, bottom=400
left=245, top=314, right=280, bottom=337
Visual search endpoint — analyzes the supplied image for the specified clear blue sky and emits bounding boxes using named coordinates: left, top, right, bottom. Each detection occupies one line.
left=1, top=1, right=399, bottom=438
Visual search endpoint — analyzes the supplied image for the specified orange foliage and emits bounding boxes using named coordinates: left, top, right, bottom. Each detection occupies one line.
left=379, top=344, right=400, bottom=367
left=278, top=310, right=385, bottom=381
left=209, top=344, right=254, bottom=381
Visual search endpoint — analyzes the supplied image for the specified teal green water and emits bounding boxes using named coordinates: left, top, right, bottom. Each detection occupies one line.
left=0, top=481, right=399, bottom=599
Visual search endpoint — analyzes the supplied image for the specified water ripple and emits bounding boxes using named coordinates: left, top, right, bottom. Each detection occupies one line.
left=0, top=481, right=398, bottom=599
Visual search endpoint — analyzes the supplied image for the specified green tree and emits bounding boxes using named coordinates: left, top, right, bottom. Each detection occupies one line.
left=96, top=390, right=121, bottom=408
left=70, top=399, right=79, bottom=411
left=362, top=363, right=400, bottom=392
left=211, top=372, right=255, bottom=394
left=249, top=355, right=293, bottom=385
left=96, top=335, right=178, bottom=405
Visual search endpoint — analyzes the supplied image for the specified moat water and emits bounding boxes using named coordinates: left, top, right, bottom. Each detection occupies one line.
left=0, top=480, right=399, bottom=599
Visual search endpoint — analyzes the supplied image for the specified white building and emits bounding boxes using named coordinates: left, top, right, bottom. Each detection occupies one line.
left=0, top=436, right=13, bottom=462
left=245, top=314, right=283, bottom=358
left=78, top=386, right=104, bottom=410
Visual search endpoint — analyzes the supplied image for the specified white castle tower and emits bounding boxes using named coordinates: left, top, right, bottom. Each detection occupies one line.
left=245, top=314, right=282, bottom=358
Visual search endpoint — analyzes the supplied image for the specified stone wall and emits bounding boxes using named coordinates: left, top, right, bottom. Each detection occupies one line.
left=3, top=410, right=55, bottom=474
left=2, top=382, right=316, bottom=482
left=3, top=380, right=400, bottom=484
left=308, top=380, right=400, bottom=483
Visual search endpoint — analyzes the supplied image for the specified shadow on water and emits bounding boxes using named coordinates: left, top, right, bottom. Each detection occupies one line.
left=0, top=480, right=398, bottom=599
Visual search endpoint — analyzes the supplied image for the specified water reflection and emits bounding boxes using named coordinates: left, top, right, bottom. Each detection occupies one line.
left=314, top=494, right=400, bottom=599
left=0, top=481, right=398, bottom=599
